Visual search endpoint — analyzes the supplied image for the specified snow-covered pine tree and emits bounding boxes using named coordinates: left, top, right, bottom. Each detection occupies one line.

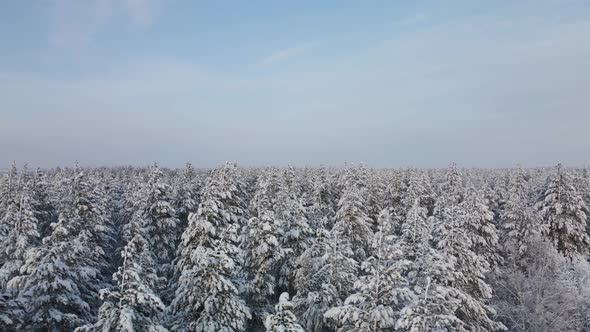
left=536, top=164, right=590, bottom=258
left=439, top=163, right=463, bottom=203
left=427, top=166, right=506, bottom=331
left=396, top=247, right=466, bottom=332
left=264, top=293, right=304, bottom=332
left=324, top=208, right=413, bottom=331
left=18, top=218, right=98, bottom=330
left=274, top=167, right=313, bottom=293
left=16, top=169, right=112, bottom=330
left=75, top=208, right=167, bottom=332
left=306, top=166, right=337, bottom=231
left=378, top=170, right=407, bottom=238
left=365, top=168, right=387, bottom=230
left=431, top=165, right=465, bottom=254
left=168, top=163, right=250, bottom=332
left=0, top=174, right=41, bottom=292
left=0, top=163, right=20, bottom=244
left=240, top=173, right=285, bottom=325
left=396, top=203, right=472, bottom=332
left=460, top=184, right=502, bottom=269
left=501, top=167, right=539, bottom=259
left=433, top=202, right=505, bottom=331
left=30, top=168, right=57, bottom=238
left=402, top=169, right=433, bottom=217
left=402, top=197, right=431, bottom=266
left=0, top=292, right=23, bottom=331
left=143, top=165, right=179, bottom=270
left=293, top=227, right=358, bottom=332
left=332, top=166, right=373, bottom=262
left=174, top=162, right=199, bottom=228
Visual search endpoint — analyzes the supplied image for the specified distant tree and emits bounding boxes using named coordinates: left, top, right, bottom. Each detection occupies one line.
left=143, top=166, right=179, bottom=269
left=536, top=164, right=590, bottom=258
left=501, top=167, right=539, bottom=259
left=0, top=163, right=20, bottom=244
left=461, top=185, right=502, bottom=268
left=332, top=167, right=373, bottom=262
left=274, top=167, right=313, bottom=292
left=174, top=162, right=199, bottom=227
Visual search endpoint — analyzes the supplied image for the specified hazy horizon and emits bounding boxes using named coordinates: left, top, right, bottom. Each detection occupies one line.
left=2, top=0, right=590, bottom=168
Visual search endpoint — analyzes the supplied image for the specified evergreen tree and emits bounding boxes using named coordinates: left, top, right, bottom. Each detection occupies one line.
left=461, top=185, right=502, bottom=268
left=144, top=166, right=179, bottom=269
left=240, top=173, right=285, bottom=325
left=30, top=168, right=57, bottom=238
left=75, top=213, right=167, bottom=332
left=433, top=202, right=505, bottom=331
left=293, top=228, right=358, bottom=332
left=501, top=167, right=539, bottom=259
left=0, top=163, right=20, bottom=244
left=264, top=293, right=304, bottom=332
left=536, top=164, right=590, bottom=258
left=275, top=167, right=313, bottom=292
left=306, top=167, right=337, bottom=230
left=174, top=162, right=199, bottom=227
left=332, top=167, right=373, bottom=262
left=397, top=248, right=465, bottom=332
left=0, top=292, right=22, bottom=331
left=0, top=176, right=41, bottom=291
left=397, top=206, right=469, bottom=332
left=18, top=223, right=97, bottom=330
left=168, top=164, right=250, bottom=332
left=325, top=209, right=413, bottom=332
left=403, top=169, right=433, bottom=216
left=17, top=170, right=110, bottom=330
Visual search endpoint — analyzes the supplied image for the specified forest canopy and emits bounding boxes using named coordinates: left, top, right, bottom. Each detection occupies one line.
left=1, top=162, right=590, bottom=332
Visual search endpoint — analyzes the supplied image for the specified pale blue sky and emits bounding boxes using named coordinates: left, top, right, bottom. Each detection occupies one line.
left=1, top=0, right=590, bottom=168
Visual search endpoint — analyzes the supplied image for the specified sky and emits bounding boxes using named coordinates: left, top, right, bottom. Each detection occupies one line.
left=1, top=0, right=590, bottom=168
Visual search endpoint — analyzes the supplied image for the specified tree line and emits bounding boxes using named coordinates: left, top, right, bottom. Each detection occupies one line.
left=1, top=162, right=590, bottom=331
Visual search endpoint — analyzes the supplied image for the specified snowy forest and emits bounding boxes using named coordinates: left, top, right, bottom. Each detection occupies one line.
left=1, top=162, right=590, bottom=332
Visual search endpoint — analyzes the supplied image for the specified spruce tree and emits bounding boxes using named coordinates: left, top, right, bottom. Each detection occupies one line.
left=501, top=167, right=539, bottom=259
left=293, top=227, right=358, bottom=332
left=275, top=167, right=312, bottom=292
left=461, top=185, right=502, bottom=268
left=17, top=169, right=110, bottom=330
left=240, top=173, right=285, bottom=325
left=332, top=167, right=373, bottom=262
left=144, top=166, right=179, bottom=269
left=0, top=176, right=41, bottom=291
left=75, top=211, right=167, bottom=332
left=0, top=163, right=19, bottom=244
left=536, top=164, right=590, bottom=258
left=168, top=164, right=250, bottom=331
left=264, top=293, right=304, bottom=332
left=324, top=209, right=413, bottom=331
left=174, top=162, right=199, bottom=228
left=397, top=205, right=472, bottom=332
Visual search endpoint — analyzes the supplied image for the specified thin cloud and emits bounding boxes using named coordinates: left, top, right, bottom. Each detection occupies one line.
left=261, top=43, right=317, bottom=65
left=47, top=0, right=157, bottom=49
